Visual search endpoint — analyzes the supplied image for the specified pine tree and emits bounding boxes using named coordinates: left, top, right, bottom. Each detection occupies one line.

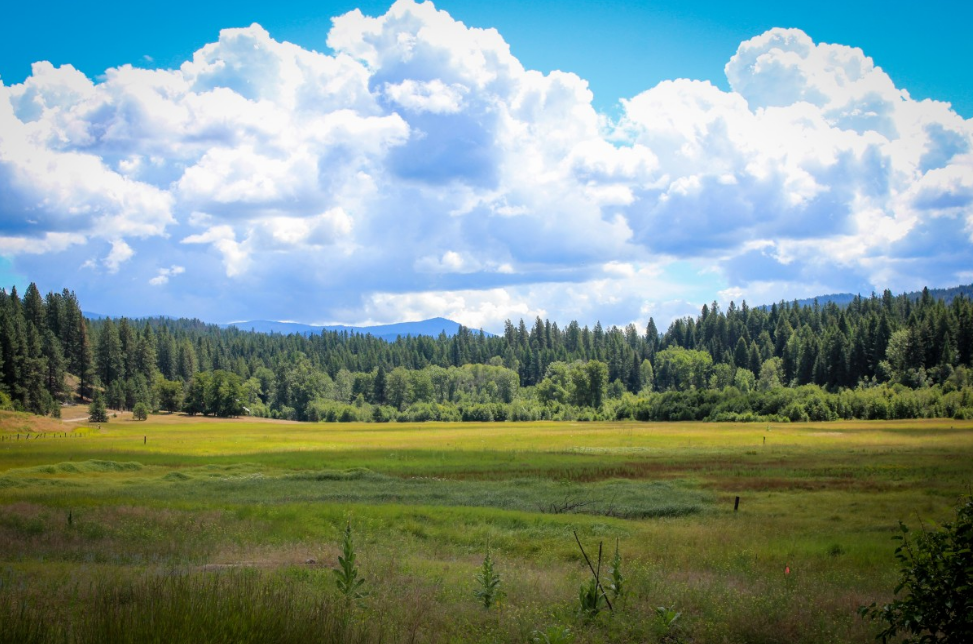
left=42, top=329, right=66, bottom=401
left=21, top=283, right=46, bottom=333
left=23, top=324, right=50, bottom=414
left=96, top=318, right=124, bottom=387
left=88, top=390, right=108, bottom=423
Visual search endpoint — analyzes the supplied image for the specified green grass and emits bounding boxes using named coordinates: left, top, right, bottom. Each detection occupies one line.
left=1, top=413, right=972, bottom=642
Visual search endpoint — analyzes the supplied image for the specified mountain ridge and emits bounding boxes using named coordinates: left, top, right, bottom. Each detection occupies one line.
left=82, top=283, right=972, bottom=338
left=223, top=316, right=492, bottom=341
left=757, top=283, right=973, bottom=310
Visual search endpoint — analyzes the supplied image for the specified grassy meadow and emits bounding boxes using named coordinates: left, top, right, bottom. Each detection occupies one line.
left=1, top=409, right=972, bottom=643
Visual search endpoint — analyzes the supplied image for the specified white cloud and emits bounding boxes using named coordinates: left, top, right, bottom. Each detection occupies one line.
left=362, top=287, right=544, bottom=331
left=103, top=239, right=134, bottom=273
left=1, top=2, right=971, bottom=329
left=149, top=264, right=185, bottom=286
left=384, top=79, right=467, bottom=113
left=181, top=225, right=250, bottom=277
left=0, top=231, right=85, bottom=255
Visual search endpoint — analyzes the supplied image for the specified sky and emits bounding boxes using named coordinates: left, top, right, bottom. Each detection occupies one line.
left=1, top=0, right=971, bottom=332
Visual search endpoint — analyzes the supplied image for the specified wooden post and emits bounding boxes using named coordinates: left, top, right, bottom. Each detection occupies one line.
left=144, top=436, right=147, bottom=445
left=734, top=496, right=740, bottom=512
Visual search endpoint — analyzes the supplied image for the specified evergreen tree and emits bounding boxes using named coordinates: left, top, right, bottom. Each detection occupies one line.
left=23, top=324, right=51, bottom=414
left=41, top=329, right=66, bottom=401
left=373, top=365, right=387, bottom=405
left=88, top=390, right=108, bottom=423
left=22, top=283, right=46, bottom=333
left=134, top=324, right=158, bottom=381
left=96, top=318, right=124, bottom=387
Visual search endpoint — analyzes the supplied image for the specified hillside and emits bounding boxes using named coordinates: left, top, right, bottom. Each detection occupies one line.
left=762, top=283, right=973, bottom=309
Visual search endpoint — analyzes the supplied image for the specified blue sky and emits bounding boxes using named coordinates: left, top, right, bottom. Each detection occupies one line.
left=1, top=0, right=971, bottom=331
left=3, top=1, right=971, bottom=118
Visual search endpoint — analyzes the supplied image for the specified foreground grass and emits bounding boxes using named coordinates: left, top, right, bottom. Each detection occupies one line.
left=1, top=412, right=972, bottom=642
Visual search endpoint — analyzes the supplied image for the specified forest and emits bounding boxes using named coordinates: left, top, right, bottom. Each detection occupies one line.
left=1, top=283, right=972, bottom=423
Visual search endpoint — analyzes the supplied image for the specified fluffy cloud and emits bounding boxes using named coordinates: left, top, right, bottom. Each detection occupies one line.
left=149, top=265, right=185, bottom=286
left=1, top=1, right=971, bottom=331
left=103, top=239, right=135, bottom=273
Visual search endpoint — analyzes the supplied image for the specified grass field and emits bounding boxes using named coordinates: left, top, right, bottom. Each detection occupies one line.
left=1, top=409, right=972, bottom=643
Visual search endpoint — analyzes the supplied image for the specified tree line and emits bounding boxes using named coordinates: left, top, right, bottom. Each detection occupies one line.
left=0, top=283, right=971, bottom=422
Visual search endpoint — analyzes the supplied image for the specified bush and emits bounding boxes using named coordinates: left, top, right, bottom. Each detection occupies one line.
left=371, top=405, right=396, bottom=423
left=132, top=402, right=149, bottom=421
left=461, top=404, right=495, bottom=422
left=859, top=495, right=973, bottom=643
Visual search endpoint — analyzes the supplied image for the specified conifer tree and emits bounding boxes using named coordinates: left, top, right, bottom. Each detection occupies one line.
left=88, top=390, right=108, bottom=423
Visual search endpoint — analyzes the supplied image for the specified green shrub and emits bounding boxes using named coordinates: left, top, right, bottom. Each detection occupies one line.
left=859, top=495, right=973, bottom=643
left=132, top=402, right=149, bottom=421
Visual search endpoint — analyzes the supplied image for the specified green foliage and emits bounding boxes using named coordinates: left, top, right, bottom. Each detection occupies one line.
left=473, top=549, right=504, bottom=609
left=578, top=576, right=605, bottom=619
left=608, top=539, right=624, bottom=601
left=655, top=347, right=713, bottom=392
left=859, top=495, right=973, bottom=643
left=88, top=391, right=108, bottom=423
left=132, top=402, right=149, bottom=421
left=655, top=604, right=683, bottom=640
left=155, top=378, right=184, bottom=413
left=531, top=624, right=574, bottom=644
left=758, top=357, right=785, bottom=390
left=333, top=524, right=367, bottom=605
left=5, top=281, right=973, bottom=425
left=536, top=360, right=609, bottom=409
left=183, top=370, right=244, bottom=417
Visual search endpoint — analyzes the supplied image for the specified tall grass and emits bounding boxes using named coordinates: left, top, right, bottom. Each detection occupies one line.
left=2, top=416, right=971, bottom=642
left=0, top=570, right=376, bottom=644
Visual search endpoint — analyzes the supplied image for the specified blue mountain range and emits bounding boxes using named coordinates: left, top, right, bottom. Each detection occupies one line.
left=224, top=317, right=491, bottom=341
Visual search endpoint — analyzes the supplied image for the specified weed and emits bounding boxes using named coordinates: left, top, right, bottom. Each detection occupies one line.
left=531, top=624, right=574, bottom=643
left=573, top=532, right=613, bottom=619
left=655, top=604, right=682, bottom=641
left=333, top=524, right=367, bottom=605
left=473, top=549, right=504, bottom=609
left=608, top=538, right=624, bottom=601
left=578, top=577, right=605, bottom=619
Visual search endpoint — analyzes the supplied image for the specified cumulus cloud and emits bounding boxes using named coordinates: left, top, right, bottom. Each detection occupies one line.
left=103, top=239, right=135, bottom=273
left=1, top=1, right=971, bottom=330
left=181, top=225, right=250, bottom=277
left=149, top=265, right=185, bottom=286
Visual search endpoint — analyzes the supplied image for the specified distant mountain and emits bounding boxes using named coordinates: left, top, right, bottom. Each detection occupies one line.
left=225, top=317, right=491, bottom=341
left=759, top=283, right=973, bottom=310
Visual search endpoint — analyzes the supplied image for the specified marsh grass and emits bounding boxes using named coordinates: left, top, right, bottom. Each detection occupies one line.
left=0, top=569, right=376, bottom=644
left=1, top=415, right=971, bottom=642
